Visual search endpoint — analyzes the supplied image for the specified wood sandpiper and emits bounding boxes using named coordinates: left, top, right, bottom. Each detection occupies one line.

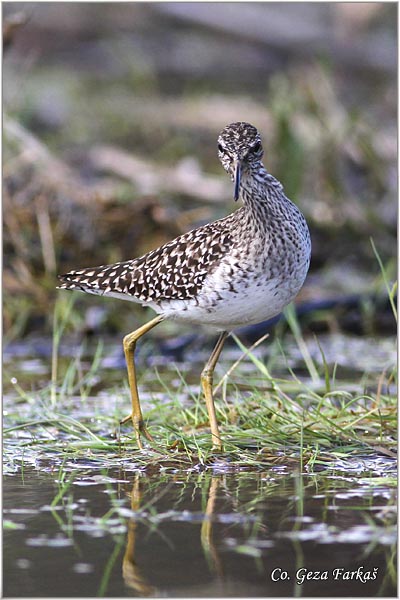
left=58, top=122, right=311, bottom=451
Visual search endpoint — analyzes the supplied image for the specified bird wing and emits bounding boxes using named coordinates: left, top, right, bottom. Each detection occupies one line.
left=58, top=217, right=234, bottom=304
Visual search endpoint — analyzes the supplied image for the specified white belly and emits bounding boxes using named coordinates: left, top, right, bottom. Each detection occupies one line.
left=158, top=259, right=309, bottom=330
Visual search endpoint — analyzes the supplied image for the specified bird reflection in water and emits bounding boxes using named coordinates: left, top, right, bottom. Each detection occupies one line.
left=122, top=474, right=157, bottom=596
left=121, top=474, right=224, bottom=595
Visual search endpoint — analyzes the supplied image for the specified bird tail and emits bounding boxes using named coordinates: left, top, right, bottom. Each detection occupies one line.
left=57, top=261, right=136, bottom=300
left=58, top=265, right=111, bottom=296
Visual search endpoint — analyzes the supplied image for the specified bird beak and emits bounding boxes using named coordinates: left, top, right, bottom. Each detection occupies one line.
left=233, top=160, right=242, bottom=201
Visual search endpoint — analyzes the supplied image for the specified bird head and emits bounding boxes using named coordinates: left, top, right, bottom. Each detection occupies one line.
left=217, top=122, right=264, bottom=201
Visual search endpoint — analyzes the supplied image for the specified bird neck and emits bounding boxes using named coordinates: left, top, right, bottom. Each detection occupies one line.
left=240, top=163, right=285, bottom=216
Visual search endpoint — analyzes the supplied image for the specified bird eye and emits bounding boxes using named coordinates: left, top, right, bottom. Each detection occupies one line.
left=252, top=141, right=261, bottom=153
left=218, top=143, right=224, bottom=153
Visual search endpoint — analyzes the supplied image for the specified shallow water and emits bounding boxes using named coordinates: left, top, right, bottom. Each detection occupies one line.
left=3, top=456, right=397, bottom=597
left=3, top=333, right=397, bottom=597
left=3, top=331, right=397, bottom=398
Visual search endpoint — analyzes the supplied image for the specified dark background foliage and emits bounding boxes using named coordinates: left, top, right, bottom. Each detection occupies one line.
left=3, top=2, right=397, bottom=338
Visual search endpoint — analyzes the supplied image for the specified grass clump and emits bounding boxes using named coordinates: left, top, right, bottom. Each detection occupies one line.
left=3, top=289, right=396, bottom=473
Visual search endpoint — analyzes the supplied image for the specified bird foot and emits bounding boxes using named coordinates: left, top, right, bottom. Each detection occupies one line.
left=119, top=413, right=155, bottom=449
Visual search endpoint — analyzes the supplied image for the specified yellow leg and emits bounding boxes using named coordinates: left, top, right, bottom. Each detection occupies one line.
left=200, top=331, right=229, bottom=451
left=122, top=315, right=164, bottom=449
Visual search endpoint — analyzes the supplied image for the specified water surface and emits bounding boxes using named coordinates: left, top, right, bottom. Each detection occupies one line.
left=4, top=457, right=396, bottom=597
left=3, top=333, right=397, bottom=597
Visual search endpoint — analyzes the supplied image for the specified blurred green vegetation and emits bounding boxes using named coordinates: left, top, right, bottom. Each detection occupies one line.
left=3, top=3, right=397, bottom=338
